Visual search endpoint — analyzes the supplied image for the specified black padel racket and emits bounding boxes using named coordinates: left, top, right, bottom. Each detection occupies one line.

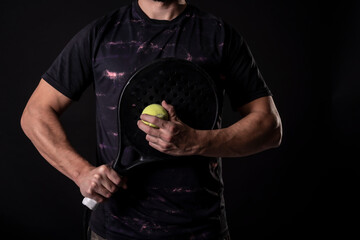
left=83, top=58, right=219, bottom=209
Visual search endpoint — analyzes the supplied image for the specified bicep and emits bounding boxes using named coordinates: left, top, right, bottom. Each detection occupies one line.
left=25, top=79, right=73, bottom=115
left=237, top=96, right=280, bottom=119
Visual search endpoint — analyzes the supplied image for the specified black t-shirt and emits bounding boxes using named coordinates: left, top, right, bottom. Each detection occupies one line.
left=42, top=1, right=271, bottom=239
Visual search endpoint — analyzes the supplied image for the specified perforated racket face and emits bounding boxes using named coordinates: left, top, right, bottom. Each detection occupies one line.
left=114, top=58, right=218, bottom=172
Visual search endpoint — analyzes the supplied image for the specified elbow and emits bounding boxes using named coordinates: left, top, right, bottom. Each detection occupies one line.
left=271, top=124, right=282, bottom=148
left=268, top=115, right=283, bottom=149
left=20, top=107, right=32, bottom=137
left=20, top=105, right=40, bottom=138
left=259, top=111, right=282, bottom=150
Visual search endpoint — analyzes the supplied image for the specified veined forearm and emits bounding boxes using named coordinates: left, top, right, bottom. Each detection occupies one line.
left=20, top=80, right=127, bottom=203
left=21, top=107, right=92, bottom=185
left=196, top=111, right=282, bottom=158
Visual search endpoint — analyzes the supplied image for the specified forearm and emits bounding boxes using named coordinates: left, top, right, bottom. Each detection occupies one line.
left=196, top=111, right=282, bottom=158
left=21, top=107, right=93, bottom=185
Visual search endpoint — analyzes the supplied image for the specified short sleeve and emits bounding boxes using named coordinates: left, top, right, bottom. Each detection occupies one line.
left=41, top=22, right=96, bottom=101
left=221, top=22, right=271, bottom=110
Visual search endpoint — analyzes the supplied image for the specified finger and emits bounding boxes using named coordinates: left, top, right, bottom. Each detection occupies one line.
left=139, top=120, right=176, bottom=146
left=98, top=183, right=115, bottom=198
left=148, top=140, right=168, bottom=153
left=140, top=114, right=167, bottom=129
left=162, top=100, right=177, bottom=120
left=86, top=177, right=113, bottom=200
left=140, top=116, right=178, bottom=137
left=98, top=175, right=119, bottom=196
left=106, top=168, right=128, bottom=190
left=95, top=166, right=126, bottom=194
left=146, top=133, right=172, bottom=146
left=138, top=119, right=153, bottom=133
left=148, top=141, right=179, bottom=156
left=137, top=119, right=162, bottom=137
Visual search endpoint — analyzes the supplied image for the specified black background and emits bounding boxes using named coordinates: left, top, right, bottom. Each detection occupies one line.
left=0, top=0, right=358, bottom=239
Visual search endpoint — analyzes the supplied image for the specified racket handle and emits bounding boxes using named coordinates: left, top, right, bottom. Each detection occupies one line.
left=82, top=197, right=98, bottom=210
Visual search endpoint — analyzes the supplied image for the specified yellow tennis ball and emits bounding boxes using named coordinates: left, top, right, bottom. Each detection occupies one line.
left=141, top=104, right=169, bottom=128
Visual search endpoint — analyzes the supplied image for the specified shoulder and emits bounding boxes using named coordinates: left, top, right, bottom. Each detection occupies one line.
left=82, top=3, right=133, bottom=36
left=188, top=5, right=244, bottom=40
left=188, top=4, right=224, bottom=29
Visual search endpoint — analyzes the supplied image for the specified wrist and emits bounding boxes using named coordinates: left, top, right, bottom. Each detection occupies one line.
left=192, top=129, right=211, bottom=156
left=73, top=162, right=94, bottom=187
left=193, top=128, right=229, bottom=157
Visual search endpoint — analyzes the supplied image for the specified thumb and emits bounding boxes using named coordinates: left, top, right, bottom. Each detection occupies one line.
left=161, top=100, right=177, bottom=121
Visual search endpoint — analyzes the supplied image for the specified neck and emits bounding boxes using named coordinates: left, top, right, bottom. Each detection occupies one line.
left=138, top=0, right=187, bottom=21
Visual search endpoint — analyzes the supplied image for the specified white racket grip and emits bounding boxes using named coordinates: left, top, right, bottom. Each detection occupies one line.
left=82, top=197, right=98, bottom=210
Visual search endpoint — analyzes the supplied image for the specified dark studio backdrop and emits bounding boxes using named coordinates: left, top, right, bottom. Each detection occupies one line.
left=0, top=0, right=357, bottom=239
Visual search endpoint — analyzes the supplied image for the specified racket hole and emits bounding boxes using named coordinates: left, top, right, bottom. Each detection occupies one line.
left=149, top=96, right=154, bottom=101
left=169, top=80, right=176, bottom=87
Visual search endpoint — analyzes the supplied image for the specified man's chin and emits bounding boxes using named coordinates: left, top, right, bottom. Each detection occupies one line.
left=153, top=0, right=172, bottom=2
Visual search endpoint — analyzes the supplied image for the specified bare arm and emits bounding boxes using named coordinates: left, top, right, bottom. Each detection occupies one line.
left=138, top=96, right=282, bottom=157
left=196, top=96, right=282, bottom=157
left=20, top=79, right=126, bottom=203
